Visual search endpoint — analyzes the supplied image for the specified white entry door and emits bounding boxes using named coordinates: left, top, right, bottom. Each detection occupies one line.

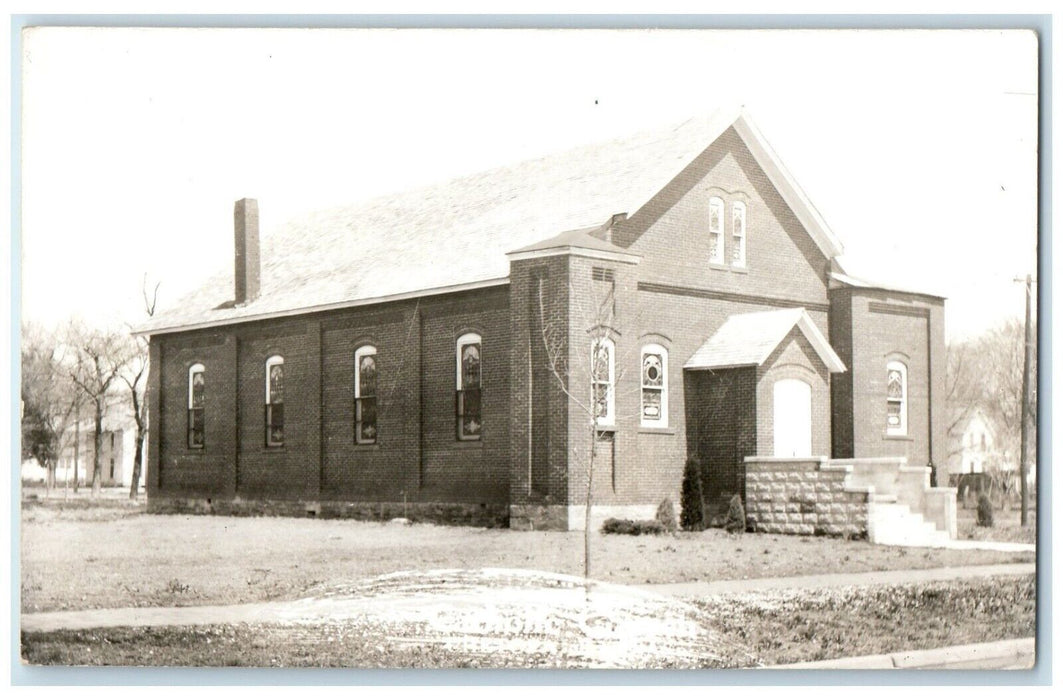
left=773, top=379, right=812, bottom=457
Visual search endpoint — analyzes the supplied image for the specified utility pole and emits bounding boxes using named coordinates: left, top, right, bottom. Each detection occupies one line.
left=1015, top=274, right=1035, bottom=527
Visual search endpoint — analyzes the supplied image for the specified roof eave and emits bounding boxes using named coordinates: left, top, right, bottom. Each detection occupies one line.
left=732, top=111, right=845, bottom=260
left=506, top=246, right=640, bottom=265
left=795, top=313, right=847, bottom=373
left=135, top=276, right=511, bottom=337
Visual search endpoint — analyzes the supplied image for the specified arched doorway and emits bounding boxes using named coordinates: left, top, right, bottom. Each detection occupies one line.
left=773, top=378, right=812, bottom=457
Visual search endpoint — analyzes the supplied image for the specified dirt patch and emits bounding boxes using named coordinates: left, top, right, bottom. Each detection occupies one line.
left=21, top=569, right=753, bottom=668
left=20, top=572, right=1034, bottom=669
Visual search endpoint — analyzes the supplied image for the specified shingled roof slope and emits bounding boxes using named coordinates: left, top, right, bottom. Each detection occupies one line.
left=140, top=109, right=746, bottom=334
left=684, top=307, right=846, bottom=373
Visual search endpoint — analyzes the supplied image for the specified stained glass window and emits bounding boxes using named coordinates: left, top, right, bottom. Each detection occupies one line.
left=187, top=363, right=205, bottom=448
left=592, top=338, right=615, bottom=426
left=266, top=356, right=285, bottom=447
left=709, top=197, right=724, bottom=264
left=641, top=345, right=668, bottom=426
left=355, top=347, right=378, bottom=444
left=886, top=361, right=907, bottom=435
left=732, top=202, right=747, bottom=267
left=457, top=334, right=483, bottom=440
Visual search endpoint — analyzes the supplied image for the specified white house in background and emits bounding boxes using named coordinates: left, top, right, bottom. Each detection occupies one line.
left=947, top=408, right=996, bottom=477
left=23, top=412, right=145, bottom=490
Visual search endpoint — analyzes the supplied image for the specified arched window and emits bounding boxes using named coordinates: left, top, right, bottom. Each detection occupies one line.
left=354, top=346, right=378, bottom=444
left=708, top=196, right=725, bottom=264
left=592, top=337, right=616, bottom=427
left=731, top=201, right=747, bottom=267
left=640, top=344, right=668, bottom=427
left=456, top=333, right=482, bottom=440
left=265, top=355, right=285, bottom=447
left=886, top=361, right=908, bottom=436
left=187, top=363, right=205, bottom=449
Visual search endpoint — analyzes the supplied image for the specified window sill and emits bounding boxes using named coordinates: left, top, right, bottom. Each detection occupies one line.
left=454, top=439, right=484, bottom=448
left=353, top=442, right=380, bottom=451
left=709, top=263, right=749, bottom=274
left=883, top=434, right=914, bottom=442
left=638, top=426, right=676, bottom=435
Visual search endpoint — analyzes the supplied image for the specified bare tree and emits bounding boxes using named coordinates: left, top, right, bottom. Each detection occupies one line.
left=977, top=319, right=1037, bottom=474
left=119, top=276, right=159, bottom=499
left=944, top=339, right=982, bottom=463
left=21, top=323, right=81, bottom=495
left=537, top=270, right=637, bottom=580
left=67, top=321, right=132, bottom=497
left=118, top=333, right=149, bottom=499
left=945, top=319, right=1038, bottom=507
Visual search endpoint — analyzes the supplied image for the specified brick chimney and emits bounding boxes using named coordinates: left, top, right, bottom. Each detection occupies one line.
left=234, top=198, right=260, bottom=304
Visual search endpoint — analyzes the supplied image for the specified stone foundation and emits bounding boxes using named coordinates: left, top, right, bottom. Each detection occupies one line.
left=744, top=456, right=870, bottom=538
left=147, top=497, right=509, bottom=528
left=508, top=504, right=569, bottom=531
left=508, top=503, right=660, bottom=531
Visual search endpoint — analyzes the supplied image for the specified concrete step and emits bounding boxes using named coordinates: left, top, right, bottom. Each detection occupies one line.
left=870, top=503, right=952, bottom=547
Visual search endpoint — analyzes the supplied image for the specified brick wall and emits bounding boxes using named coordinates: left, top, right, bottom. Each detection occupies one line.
left=149, top=285, right=513, bottom=512
left=829, top=287, right=855, bottom=458
left=508, top=255, right=571, bottom=526
left=829, top=287, right=946, bottom=481
left=745, top=457, right=870, bottom=538
left=616, top=126, right=831, bottom=307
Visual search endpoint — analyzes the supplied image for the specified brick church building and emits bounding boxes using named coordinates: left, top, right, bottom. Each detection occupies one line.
left=139, top=109, right=946, bottom=531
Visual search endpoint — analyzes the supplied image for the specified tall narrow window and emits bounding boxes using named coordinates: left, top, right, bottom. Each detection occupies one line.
left=640, top=344, right=668, bottom=427
left=187, top=363, right=205, bottom=449
left=265, top=355, right=285, bottom=447
left=456, top=333, right=482, bottom=440
left=886, top=361, right=907, bottom=436
left=708, top=196, right=724, bottom=264
left=354, top=346, right=378, bottom=444
left=731, top=201, right=747, bottom=267
left=592, top=337, right=616, bottom=427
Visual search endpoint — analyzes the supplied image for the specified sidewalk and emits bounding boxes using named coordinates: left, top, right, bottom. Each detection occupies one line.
left=770, top=637, right=1035, bottom=670
left=22, top=562, right=1036, bottom=634
left=644, top=562, right=1035, bottom=597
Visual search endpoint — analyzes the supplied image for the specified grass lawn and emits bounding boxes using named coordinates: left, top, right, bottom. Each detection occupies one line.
left=20, top=498, right=1034, bottom=613
left=20, top=574, right=1035, bottom=668
left=956, top=504, right=1037, bottom=544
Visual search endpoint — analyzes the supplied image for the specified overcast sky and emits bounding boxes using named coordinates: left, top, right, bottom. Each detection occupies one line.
left=19, top=27, right=1038, bottom=341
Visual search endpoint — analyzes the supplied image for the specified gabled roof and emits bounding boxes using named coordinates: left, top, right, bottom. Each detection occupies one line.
left=684, top=307, right=846, bottom=373
left=139, top=108, right=843, bottom=335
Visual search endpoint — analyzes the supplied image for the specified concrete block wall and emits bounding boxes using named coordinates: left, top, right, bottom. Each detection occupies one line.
left=744, top=457, right=870, bottom=538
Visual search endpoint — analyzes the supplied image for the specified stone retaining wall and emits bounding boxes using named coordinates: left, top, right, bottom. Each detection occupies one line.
left=744, top=456, right=870, bottom=538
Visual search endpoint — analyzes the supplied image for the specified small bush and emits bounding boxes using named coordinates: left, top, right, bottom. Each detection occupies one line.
left=977, top=493, right=995, bottom=527
left=655, top=498, right=677, bottom=533
left=724, top=495, right=746, bottom=534
left=680, top=456, right=705, bottom=531
left=601, top=518, right=666, bottom=536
